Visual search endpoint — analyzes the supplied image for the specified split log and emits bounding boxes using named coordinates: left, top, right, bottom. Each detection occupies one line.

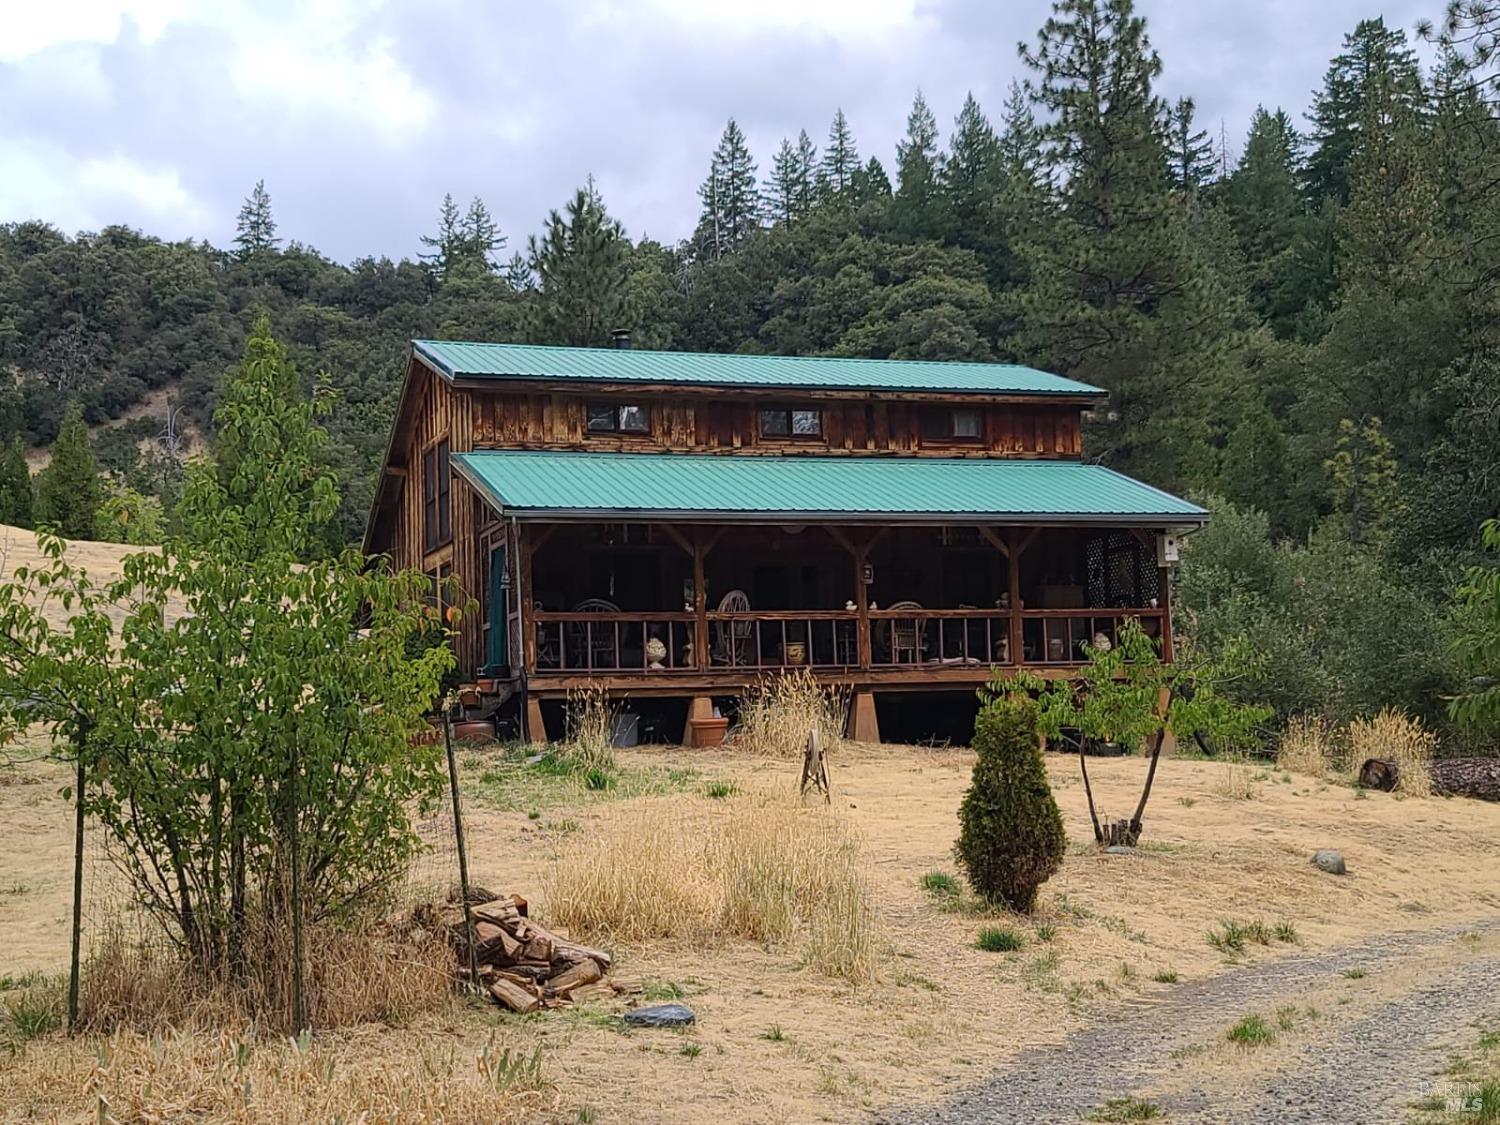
left=521, top=920, right=611, bottom=970
left=1359, top=757, right=1500, bottom=801
left=488, top=977, right=541, bottom=1014
left=501, top=962, right=554, bottom=982
left=608, top=977, right=644, bottom=996
left=471, top=921, right=522, bottom=965
left=544, top=958, right=604, bottom=998
left=472, top=897, right=521, bottom=929
left=567, top=981, right=617, bottom=1004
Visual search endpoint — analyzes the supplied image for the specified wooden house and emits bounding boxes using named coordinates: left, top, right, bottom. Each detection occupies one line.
left=363, top=337, right=1207, bottom=743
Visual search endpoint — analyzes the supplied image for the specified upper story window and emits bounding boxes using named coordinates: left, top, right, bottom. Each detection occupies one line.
left=921, top=407, right=984, bottom=442
left=586, top=402, right=650, bottom=434
left=760, top=406, right=822, bottom=439
left=423, top=438, right=451, bottom=551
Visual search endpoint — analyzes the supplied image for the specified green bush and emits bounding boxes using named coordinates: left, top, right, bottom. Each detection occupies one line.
left=953, top=696, right=1065, bottom=913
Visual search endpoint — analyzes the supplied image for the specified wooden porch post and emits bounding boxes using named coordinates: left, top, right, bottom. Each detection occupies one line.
left=855, top=537, right=872, bottom=670
left=692, top=530, right=709, bottom=671
left=1006, top=527, right=1039, bottom=668
left=518, top=522, right=537, bottom=674
left=1159, top=564, right=1174, bottom=662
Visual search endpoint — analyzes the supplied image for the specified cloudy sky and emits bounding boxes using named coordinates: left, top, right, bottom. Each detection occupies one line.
left=3, top=0, right=1435, bottom=262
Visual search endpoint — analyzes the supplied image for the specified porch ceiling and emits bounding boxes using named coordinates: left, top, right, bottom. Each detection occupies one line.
left=451, top=450, right=1207, bottom=526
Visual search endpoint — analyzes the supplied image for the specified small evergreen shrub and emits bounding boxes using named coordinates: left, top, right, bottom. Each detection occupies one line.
left=953, top=696, right=1066, bottom=913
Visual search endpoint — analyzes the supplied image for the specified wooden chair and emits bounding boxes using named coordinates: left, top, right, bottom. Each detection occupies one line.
left=569, top=598, right=620, bottom=668
left=887, top=600, right=926, bottom=665
left=713, top=589, right=753, bottom=666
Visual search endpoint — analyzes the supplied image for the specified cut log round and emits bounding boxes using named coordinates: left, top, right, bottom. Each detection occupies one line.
left=472, top=898, right=521, bottom=929
left=1359, top=757, right=1500, bottom=801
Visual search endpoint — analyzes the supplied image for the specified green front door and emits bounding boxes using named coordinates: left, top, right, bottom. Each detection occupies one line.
left=487, top=544, right=508, bottom=674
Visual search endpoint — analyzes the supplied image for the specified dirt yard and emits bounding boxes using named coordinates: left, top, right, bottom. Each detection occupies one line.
left=5, top=736, right=1500, bottom=1123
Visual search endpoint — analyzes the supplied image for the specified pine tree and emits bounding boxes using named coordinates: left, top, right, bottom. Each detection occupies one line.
left=1219, top=402, right=1288, bottom=520
left=1326, top=416, right=1400, bottom=546
left=997, top=81, right=1046, bottom=190
left=0, top=437, right=33, bottom=529
left=1165, top=97, right=1215, bottom=193
left=819, top=109, right=860, bottom=197
left=458, top=197, right=506, bottom=274
left=953, top=696, right=1066, bottom=913
left=527, top=182, right=633, bottom=347
left=765, top=138, right=801, bottom=225
left=893, top=90, right=943, bottom=239
left=1304, top=18, right=1424, bottom=205
left=503, top=252, right=534, bottom=291
left=697, top=118, right=761, bottom=257
left=856, top=156, right=893, bottom=204
left=940, top=93, right=1004, bottom=261
left=233, top=179, right=280, bottom=259
left=1016, top=0, right=1236, bottom=484
left=793, top=130, right=819, bottom=217
left=419, top=193, right=463, bottom=278
left=1225, top=107, right=1308, bottom=334
left=35, top=401, right=101, bottom=539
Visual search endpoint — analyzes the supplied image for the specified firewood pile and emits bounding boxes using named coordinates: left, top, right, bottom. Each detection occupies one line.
left=439, top=889, right=639, bottom=1013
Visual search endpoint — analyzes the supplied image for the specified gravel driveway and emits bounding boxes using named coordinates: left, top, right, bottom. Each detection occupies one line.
left=877, top=921, right=1500, bottom=1124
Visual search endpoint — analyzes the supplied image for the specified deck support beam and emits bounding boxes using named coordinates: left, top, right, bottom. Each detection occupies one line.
left=684, top=695, right=716, bottom=747
left=524, top=693, right=547, bottom=745
left=848, top=691, right=880, bottom=743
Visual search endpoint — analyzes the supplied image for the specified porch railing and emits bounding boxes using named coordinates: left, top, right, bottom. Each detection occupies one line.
left=868, top=608, right=1014, bottom=668
left=528, top=607, right=1167, bottom=674
left=704, top=610, right=859, bottom=670
left=1019, top=609, right=1167, bottom=665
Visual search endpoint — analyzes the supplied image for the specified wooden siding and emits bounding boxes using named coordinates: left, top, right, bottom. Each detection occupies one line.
left=381, top=363, right=490, bottom=675
left=469, top=392, right=1083, bottom=457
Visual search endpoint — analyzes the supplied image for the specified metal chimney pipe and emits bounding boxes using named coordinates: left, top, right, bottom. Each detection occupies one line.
left=610, top=329, right=632, bottom=349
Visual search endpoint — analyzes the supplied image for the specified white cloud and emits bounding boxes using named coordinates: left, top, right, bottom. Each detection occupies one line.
left=1, top=0, right=186, bottom=62
left=0, top=140, right=212, bottom=236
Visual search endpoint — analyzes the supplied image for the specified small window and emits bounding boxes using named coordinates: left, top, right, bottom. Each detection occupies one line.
left=921, top=407, right=984, bottom=442
left=423, top=438, right=451, bottom=551
left=761, top=406, right=822, bottom=439
left=586, top=402, right=650, bottom=434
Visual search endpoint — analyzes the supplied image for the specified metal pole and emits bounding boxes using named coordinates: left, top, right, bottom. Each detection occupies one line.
left=67, top=747, right=85, bottom=1031
left=443, top=699, right=480, bottom=988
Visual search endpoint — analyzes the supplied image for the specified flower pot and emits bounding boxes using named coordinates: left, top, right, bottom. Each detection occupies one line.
left=452, top=718, right=495, bottom=742
left=783, top=641, right=807, bottom=666
left=689, top=715, right=730, bottom=748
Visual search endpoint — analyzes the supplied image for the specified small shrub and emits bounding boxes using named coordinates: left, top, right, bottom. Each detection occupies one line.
left=975, top=925, right=1025, bottom=953
left=1278, top=715, right=1341, bottom=778
left=1227, top=1014, right=1276, bottom=1046
left=732, top=669, right=848, bottom=757
left=1086, top=1096, right=1163, bottom=1122
left=1273, top=920, right=1299, bottom=943
left=1341, top=968, right=1366, bottom=980
left=920, top=871, right=960, bottom=897
left=680, top=1043, right=702, bottom=1058
left=1207, top=920, right=1248, bottom=953
left=1349, top=708, right=1434, bottom=798
left=704, top=781, right=736, bottom=799
left=1151, top=968, right=1179, bottom=984
left=953, top=696, right=1066, bottom=913
left=761, top=1024, right=787, bottom=1041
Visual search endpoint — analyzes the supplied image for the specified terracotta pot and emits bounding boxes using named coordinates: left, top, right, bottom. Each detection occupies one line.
left=783, top=642, right=807, bottom=666
left=689, top=716, right=730, bottom=748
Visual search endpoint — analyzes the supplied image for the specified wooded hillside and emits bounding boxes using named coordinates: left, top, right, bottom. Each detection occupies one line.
left=1, top=0, right=1497, bottom=733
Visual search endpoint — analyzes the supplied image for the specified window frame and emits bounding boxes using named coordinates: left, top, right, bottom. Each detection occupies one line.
left=921, top=406, right=985, bottom=444
left=423, top=437, right=452, bottom=552
left=585, top=401, right=652, bottom=435
left=759, top=405, right=824, bottom=441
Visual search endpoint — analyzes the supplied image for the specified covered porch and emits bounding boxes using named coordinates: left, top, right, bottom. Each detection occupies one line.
left=452, top=449, right=1206, bottom=742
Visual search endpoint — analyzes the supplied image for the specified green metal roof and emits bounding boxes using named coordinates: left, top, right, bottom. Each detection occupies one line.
left=451, top=451, right=1206, bottom=525
left=413, top=340, right=1104, bottom=397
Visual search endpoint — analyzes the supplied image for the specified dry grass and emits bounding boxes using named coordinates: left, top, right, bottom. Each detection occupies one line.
left=542, top=790, right=880, bottom=985
left=1278, top=715, right=1343, bottom=779
left=73, top=910, right=455, bottom=1036
left=4, top=1024, right=554, bottom=1122
left=1211, top=756, right=1259, bottom=800
left=732, top=669, right=849, bottom=757
left=1350, top=708, right=1435, bottom=798
left=559, top=683, right=617, bottom=774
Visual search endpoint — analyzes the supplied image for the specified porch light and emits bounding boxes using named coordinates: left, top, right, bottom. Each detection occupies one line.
left=861, top=562, right=874, bottom=585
